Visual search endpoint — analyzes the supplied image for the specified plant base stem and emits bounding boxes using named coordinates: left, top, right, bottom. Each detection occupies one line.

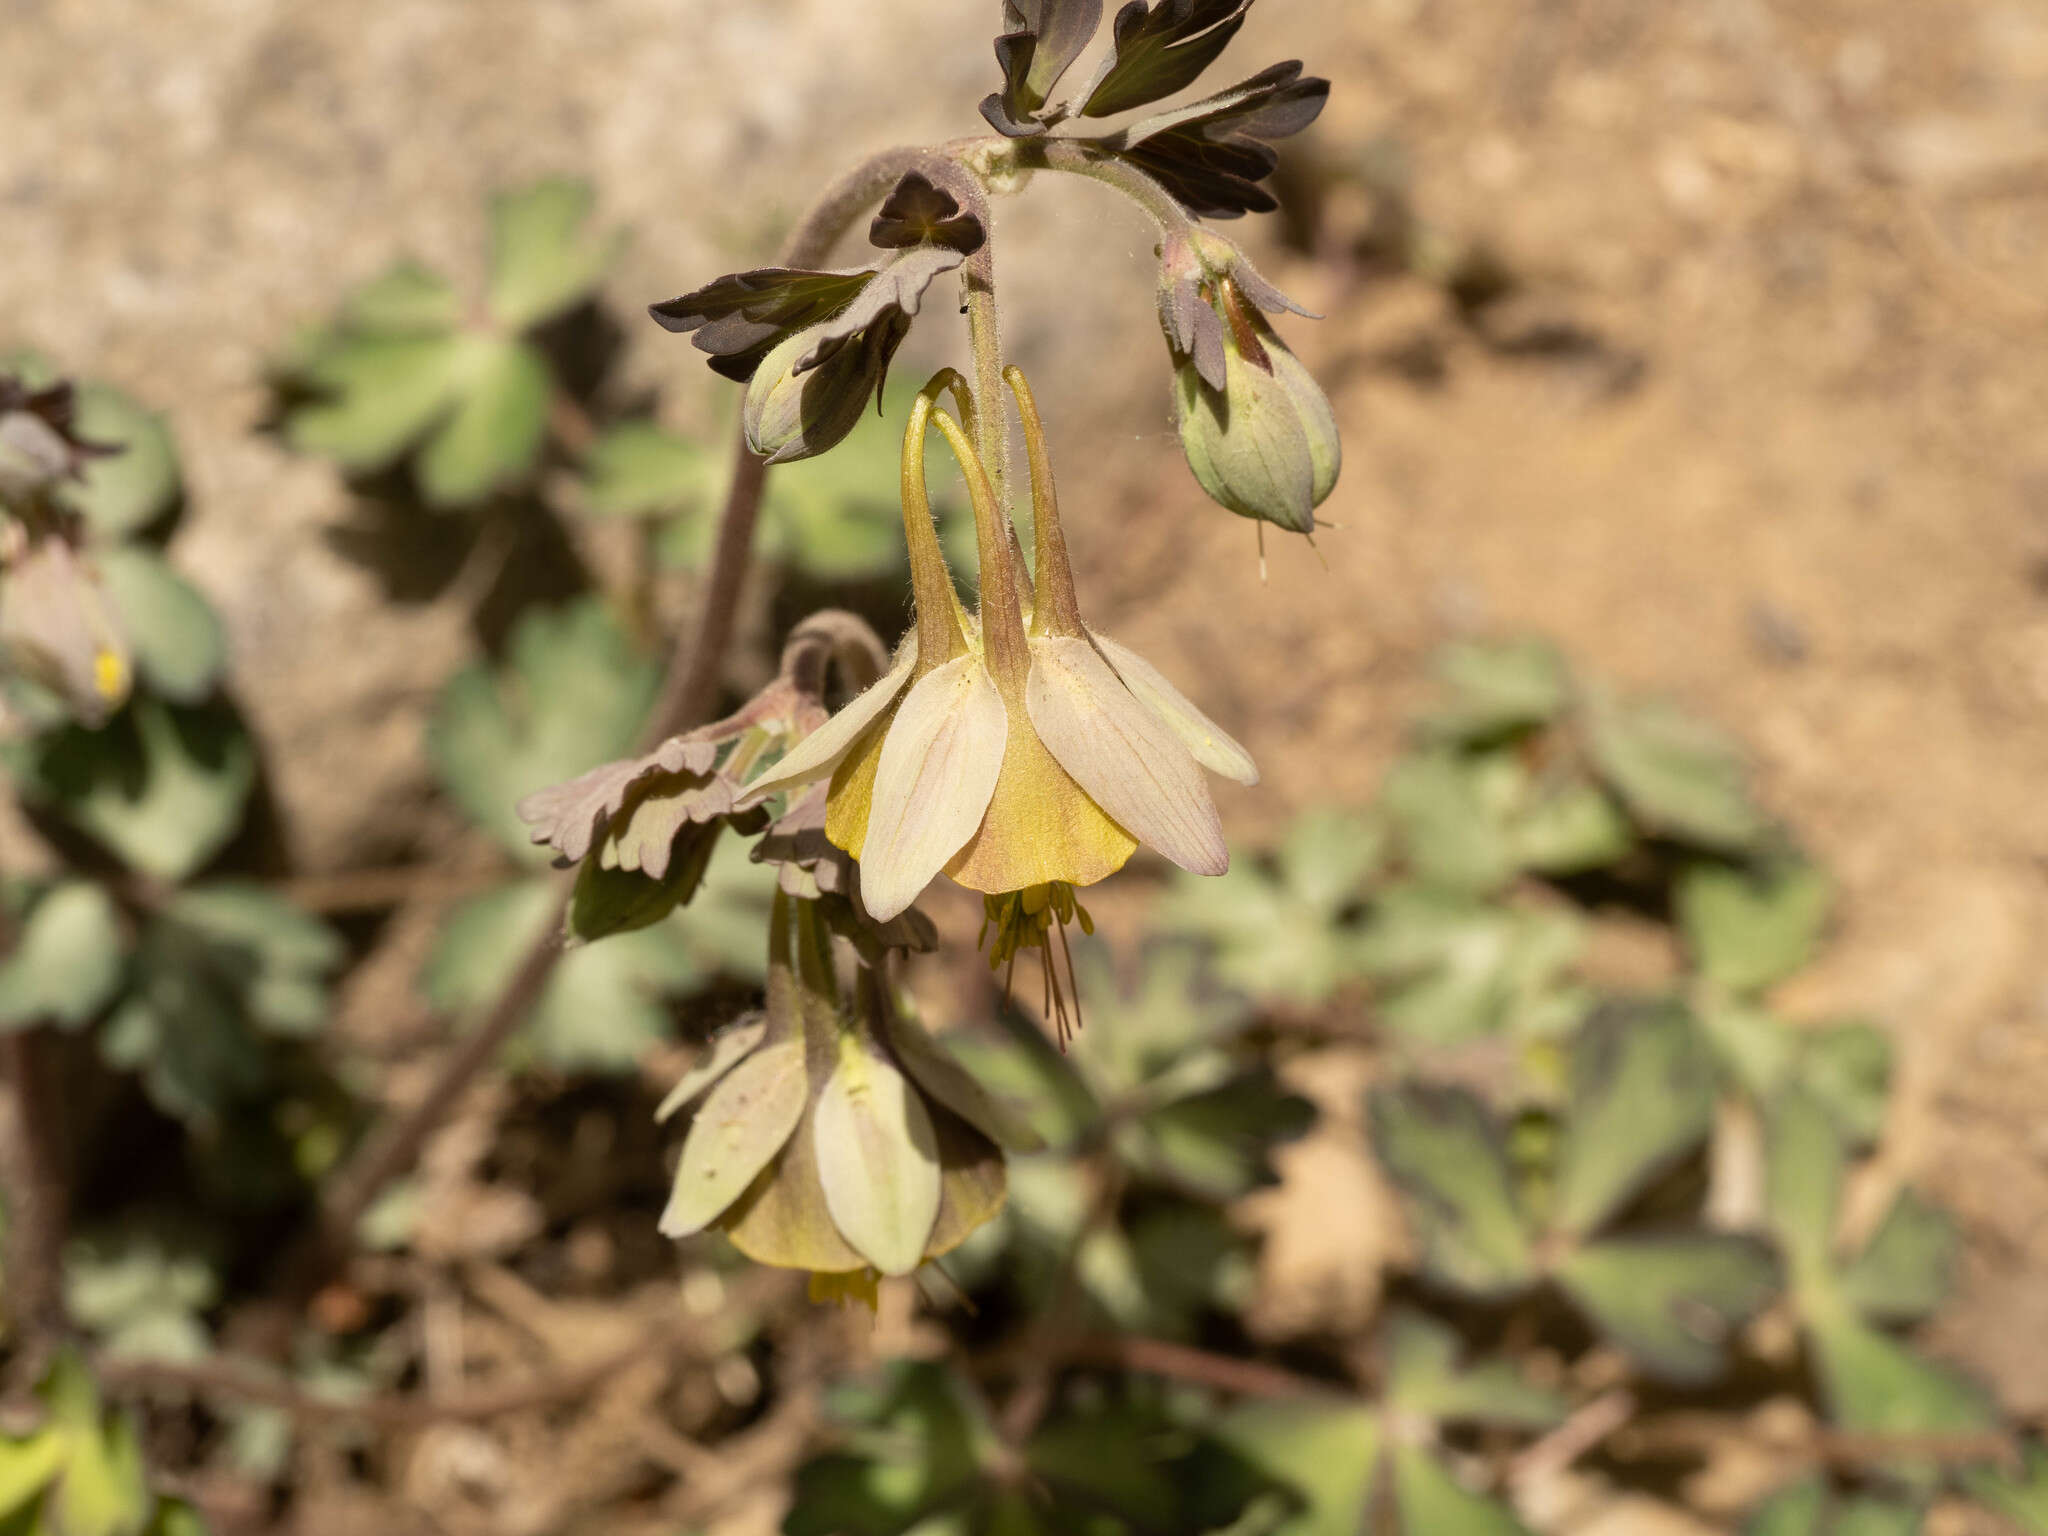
left=0, top=1028, right=69, bottom=1380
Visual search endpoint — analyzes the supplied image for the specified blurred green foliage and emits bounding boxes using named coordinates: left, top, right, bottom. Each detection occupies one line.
left=280, top=180, right=621, bottom=506
left=581, top=387, right=976, bottom=583
left=783, top=1362, right=1280, bottom=1536
left=942, top=942, right=1309, bottom=1338
left=420, top=597, right=778, bottom=1073
left=0, top=1352, right=200, bottom=1536
left=1217, top=1310, right=1563, bottom=1536
left=0, top=366, right=345, bottom=1149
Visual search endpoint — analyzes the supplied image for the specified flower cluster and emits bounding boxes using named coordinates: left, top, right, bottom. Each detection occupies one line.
left=516, top=0, right=1337, bottom=1298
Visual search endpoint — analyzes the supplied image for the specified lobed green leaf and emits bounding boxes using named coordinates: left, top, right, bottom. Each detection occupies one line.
left=1553, top=1003, right=1714, bottom=1238
left=1555, top=1233, right=1777, bottom=1384
left=1368, top=1085, right=1537, bottom=1297
left=486, top=178, right=622, bottom=332
left=95, top=546, right=226, bottom=702
left=0, top=880, right=125, bottom=1030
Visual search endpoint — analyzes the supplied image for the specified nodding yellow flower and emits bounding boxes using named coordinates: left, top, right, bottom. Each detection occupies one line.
left=657, top=891, right=1035, bottom=1302
left=739, top=367, right=1257, bottom=947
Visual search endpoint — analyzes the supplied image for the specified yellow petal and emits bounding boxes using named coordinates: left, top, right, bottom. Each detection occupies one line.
left=942, top=685, right=1137, bottom=895
left=1092, top=632, right=1259, bottom=785
left=858, top=655, right=1009, bottom=921
left=736, top=634, right=917, bottom=809
left=824, top=719, right=885, bottom=855
left=1026, top=634, right=1228, bottom=877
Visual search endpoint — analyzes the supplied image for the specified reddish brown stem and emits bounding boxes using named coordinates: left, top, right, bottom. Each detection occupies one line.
left=0, top=1027, right=69, bottom=1377
left=97, top=1325, right=679, bottom=1427
left=979, top=1331, right=1338, bottom=1407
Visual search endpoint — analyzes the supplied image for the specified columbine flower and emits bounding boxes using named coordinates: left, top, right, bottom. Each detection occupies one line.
left=657, top=891, right=1033, bottom=1302
left=739, top=365, right=1257, bottom=1023
left=0, top=522, right=130, bottom=725
left=1160, top=229, right=1339, bottom=540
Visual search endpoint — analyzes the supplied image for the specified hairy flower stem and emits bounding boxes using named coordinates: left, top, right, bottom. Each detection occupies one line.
left=303, top=145, right=936, bottom=1297
left=1027, top=139, right=1199, bottom=242
left=963, top=242, right=1011, bottom=518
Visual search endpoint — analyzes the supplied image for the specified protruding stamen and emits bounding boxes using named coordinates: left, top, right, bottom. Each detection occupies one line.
left=1003, top=366, right=1083, bottom=638
left=980, top=882, right=1094, bottom=1051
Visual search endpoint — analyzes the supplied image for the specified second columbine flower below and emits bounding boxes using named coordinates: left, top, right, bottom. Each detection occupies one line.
left=657, top=891, right=1035, bottom=1300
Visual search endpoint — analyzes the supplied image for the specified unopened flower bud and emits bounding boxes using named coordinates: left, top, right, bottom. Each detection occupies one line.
left=741, top=325, right=882, bottom=467
left=1172, top=277, right=1339, bottom=535
left=1157, top=233, right=1339, bottom=537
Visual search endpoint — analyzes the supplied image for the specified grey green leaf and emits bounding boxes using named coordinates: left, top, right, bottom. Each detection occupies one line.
left=428, top=598, right=658, bottom=858
left=0, top=880, right=124, bottom=1030
left=1555, top=1233, right=1777, bottom=1384
left=65, top=382, right=180, bottom=538
left=1553, top=1003, right=1714, bottom=1237
left=95, top=546, right=225, bottom=702
left=1368, top=1085, right=1537, bottom=1297
left=1679, top=860, right=1831, bottom=995
left=1584, top=687, right=1767, bottom=853
left=486, top=178, right=622, bottom=332
left=12, top=698, right=254, bottom=882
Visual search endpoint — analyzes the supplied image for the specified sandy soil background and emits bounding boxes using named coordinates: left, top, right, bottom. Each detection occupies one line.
left=6, top=0, right=2048, bottom=1527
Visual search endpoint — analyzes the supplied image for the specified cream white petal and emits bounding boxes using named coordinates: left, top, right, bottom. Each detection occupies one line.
left=655, top=1013, right=769, bottom=1123
left=813, top=1039, right=942, bottom=1275
left=735, top=635, right=918, bottom=809
left=1092, top=632, right=1259, bottom=786
left=1026, top=634, right=1229, bottom=877
left=857, top=655, right=1008, bottom=921
left=658, top=1037, right=807, bottom=1237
